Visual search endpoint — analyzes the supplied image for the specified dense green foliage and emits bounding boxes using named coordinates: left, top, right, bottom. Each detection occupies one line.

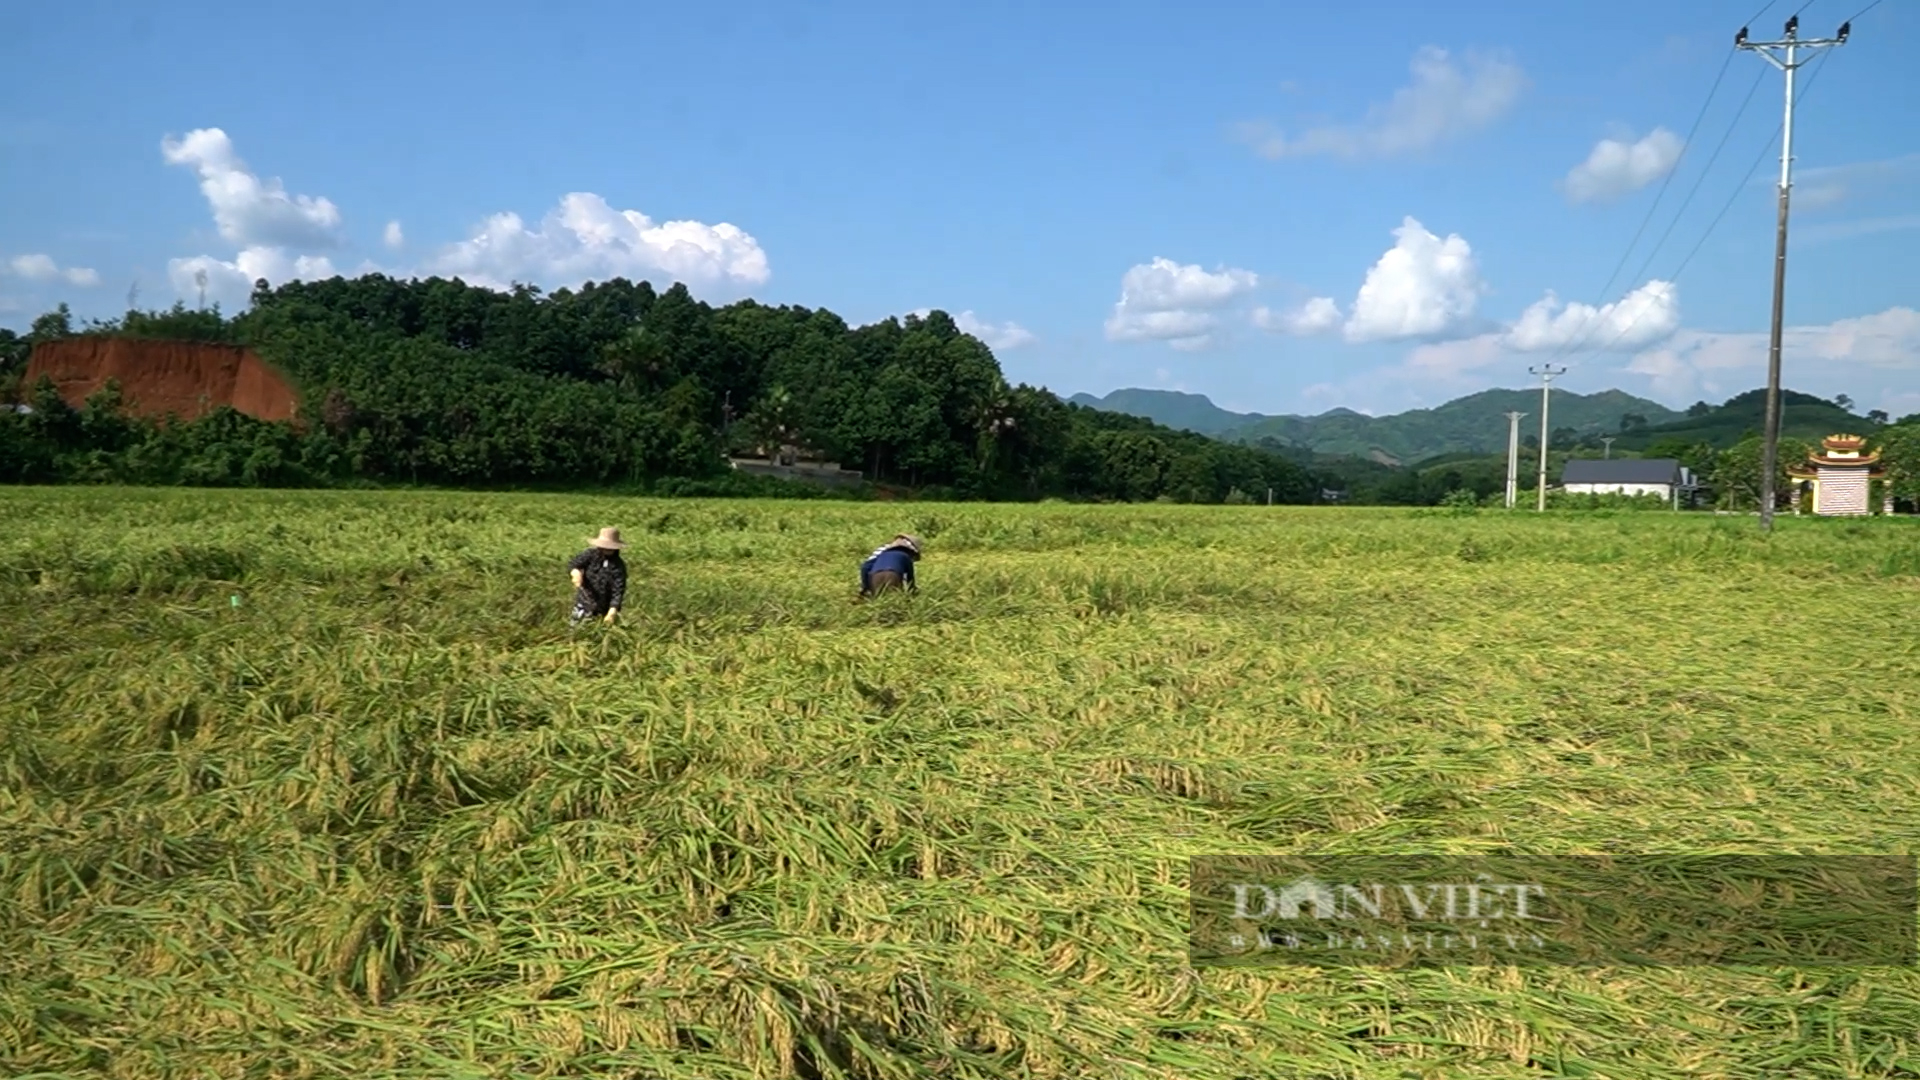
left=1611, top=388, right=1877, bottom=451
left=1, top=280, right=1316, bottom=504
left=6, top=489, right=1920, bottom=1079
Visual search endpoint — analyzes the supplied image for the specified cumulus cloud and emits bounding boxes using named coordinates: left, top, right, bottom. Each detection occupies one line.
left=1342, top=217, right=1485, bottom=343
left=1238, top=46, right=1525, bottom=160
left=161, top=128, right=343, bottom=249
left=1562, top=128, right=1683, bottom=203
left=1505, top=279, right=1679, bottom=352
left=166, top=248, right=349, bottom=310
left=155, top=128, right=775, bottom=312
left=1626, top=306, right=1920, bottom=400
left=906, top=307, right=1036, bottom=351
left=423, top=192, right=769, bottom=296
left=955, top=310, right=1035, bottom=351
left=1252, top=296, right=1342, bottom=335
left=1104, top=257, right=1259, bottom=351
left=1365, top=277, right=1678, bottom=395
left=7, top=253, right=100, bottom=286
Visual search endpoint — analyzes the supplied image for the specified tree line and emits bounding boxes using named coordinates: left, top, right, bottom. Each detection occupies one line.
left=0, top=277, right=1321, bottom=503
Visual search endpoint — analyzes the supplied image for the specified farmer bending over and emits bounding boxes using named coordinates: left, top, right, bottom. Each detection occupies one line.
left=860, top=533, right=921, bottom=597
left=568, top=527, right=628, bottom=626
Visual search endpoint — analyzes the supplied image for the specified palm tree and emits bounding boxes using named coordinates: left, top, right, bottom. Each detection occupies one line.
left=970, top=384, right=1017, bottom=472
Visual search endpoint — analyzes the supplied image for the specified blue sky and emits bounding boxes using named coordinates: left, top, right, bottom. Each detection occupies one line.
left=3, top=0, right=1916, bottom=418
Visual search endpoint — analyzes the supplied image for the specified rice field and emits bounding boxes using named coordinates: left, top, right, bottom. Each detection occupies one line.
left=4, top=485, right=1920, bottom=1079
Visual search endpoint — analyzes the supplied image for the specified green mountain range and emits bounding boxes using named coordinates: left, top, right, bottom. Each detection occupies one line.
left=1609, top=389, right=1870, bottom=452
left=1068, top=387, right=1685, bottom=465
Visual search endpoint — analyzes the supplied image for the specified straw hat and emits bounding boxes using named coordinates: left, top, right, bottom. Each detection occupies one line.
left=588, top=527, right=628, bottom=550
left=892, top=533, right=923, bottom=557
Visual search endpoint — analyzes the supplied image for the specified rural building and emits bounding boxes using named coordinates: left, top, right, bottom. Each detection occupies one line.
left=1786, top=433, right=1888, bottom=516
left=1560, top=458, right=1695, bottom=504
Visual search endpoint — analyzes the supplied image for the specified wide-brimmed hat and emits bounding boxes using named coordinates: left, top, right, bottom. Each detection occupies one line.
left=588, top=527, right=628, bottom=550
left=891, top=533, right=923, bottom=557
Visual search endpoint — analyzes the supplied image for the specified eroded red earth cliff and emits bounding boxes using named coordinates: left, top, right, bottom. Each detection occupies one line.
left=23, top=338, right=300, bottom=423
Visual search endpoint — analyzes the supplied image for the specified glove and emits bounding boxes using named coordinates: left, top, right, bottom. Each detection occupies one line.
left=571, top=569, right=583, bottom=588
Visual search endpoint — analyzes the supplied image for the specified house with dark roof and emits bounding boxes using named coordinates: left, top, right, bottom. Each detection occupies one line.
left=1560, top=458, right=1696, bottom=504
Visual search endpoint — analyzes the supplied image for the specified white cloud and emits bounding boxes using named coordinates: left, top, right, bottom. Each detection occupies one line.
left=1787, top=152, right=1920, bottom=210
left=1238, top=46, right=1526, bottom=160
left=157, top=127, right=771, bottom=309
left=1104, top=257, right=1259, bottom=351
left=424, top=192, right=769, bottom=296
left=1343, top=217, right=1485, bottom=343
left=1625, top=307, right=1920, bottom=401
left=161, top=128, right=344, bottom=249
left=1253, top=296, right=1342, bottom=335
left=7, top=253, right=100, bottom=286
left=1797, top=214, right=1920, bottom=245
left=1562, top=128, right=1683, bottom=204
left=1505, top=279, right=1679, bottom=352
left=1150, top=366, right=1189, bottom=391
left=955, top=310, right=1034, bottom=351
left=907, top=307, right=1036, bottom=351
left=1404, top=333, right=1510, bottom=378
left=165, top=247, right=357, bottom=310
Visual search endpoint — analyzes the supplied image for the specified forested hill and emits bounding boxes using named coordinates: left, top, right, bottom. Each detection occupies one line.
left=0, top=276, right=1317, bottom=503
left=1071, top=386, right=1684, bottom=463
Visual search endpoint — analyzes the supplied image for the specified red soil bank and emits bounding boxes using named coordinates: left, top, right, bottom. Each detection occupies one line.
left=22, top=338, right=300, bottom=424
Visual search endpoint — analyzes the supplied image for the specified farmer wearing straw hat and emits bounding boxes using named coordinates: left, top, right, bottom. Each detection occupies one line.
left=567, top=527, right=629, bottom=626
left=859, top=533, right=922, bottom=598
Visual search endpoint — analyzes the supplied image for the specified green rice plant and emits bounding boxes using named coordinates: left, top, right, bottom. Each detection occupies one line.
left=2, top=486, right=1919, bottom=1078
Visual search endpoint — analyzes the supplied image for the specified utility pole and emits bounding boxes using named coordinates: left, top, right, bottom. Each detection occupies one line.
left=1504, top=411, right=1526, bottom=509
left=1600, top=436, right=1616, bottom=460
left=1530, top=365, right=1566, bottom=511
left=1738, top=14, right=1850, bottom=531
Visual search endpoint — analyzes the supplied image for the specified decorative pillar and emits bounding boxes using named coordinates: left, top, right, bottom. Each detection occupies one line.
left=1790, top=485, right=1802, bottom=514
left=1886, top=491, right=1897, bottom=516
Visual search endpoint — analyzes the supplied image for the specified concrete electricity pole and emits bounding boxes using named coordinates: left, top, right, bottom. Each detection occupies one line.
left=1530, top=364, right=1566, bottom=511
left=1601, top=436, right=1616, bottom=459
left=1738, top=14, right=1850, bottom=531
left=1505, top=411, right=1526, bottom=509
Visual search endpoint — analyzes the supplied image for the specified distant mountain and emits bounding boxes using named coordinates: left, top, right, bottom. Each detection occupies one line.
left=1610, top=389, right=1869, bottom=451
left=1069, top=386, right=1684, bottom=465
left=1065, top=389, right=1269, bottom=436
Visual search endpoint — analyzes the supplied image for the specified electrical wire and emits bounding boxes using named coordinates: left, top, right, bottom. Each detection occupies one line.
left=1543, top=0, right=1874, bottom=375
left=1545, top=63, right=1768, bottom=368
left=1570, top=48, right=1836, bottom=362
left=1539, top=51, right=1740, bottom=363
left=1540, top=0, right=1791, bottom=364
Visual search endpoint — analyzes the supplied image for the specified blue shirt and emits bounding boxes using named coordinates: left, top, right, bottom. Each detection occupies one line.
left=860, top=545, right=916, bottom=592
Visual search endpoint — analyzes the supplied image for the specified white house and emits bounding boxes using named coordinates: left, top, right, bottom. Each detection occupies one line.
left=1560, top=458, right=1694, bottom=503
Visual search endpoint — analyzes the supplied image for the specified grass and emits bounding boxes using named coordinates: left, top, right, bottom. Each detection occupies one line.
left=3, top=486, right=1920, bottom=1079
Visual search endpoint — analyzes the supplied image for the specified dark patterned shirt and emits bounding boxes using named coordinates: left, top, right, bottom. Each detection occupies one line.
left=567, top=548, right=627, bottom=617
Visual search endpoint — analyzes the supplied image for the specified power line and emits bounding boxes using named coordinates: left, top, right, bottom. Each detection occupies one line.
left=1541, top=45, right=1741, bottom=363
left=1543, top=3, right=1788, bottom=364
left=1545, top=66, right=1766, bottom=368
left=1528, top=1, right=1781, bottom=365
left=1568, top=47, right=1836, bottom=364
left=1614, top=69, right=1768, bottom=301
